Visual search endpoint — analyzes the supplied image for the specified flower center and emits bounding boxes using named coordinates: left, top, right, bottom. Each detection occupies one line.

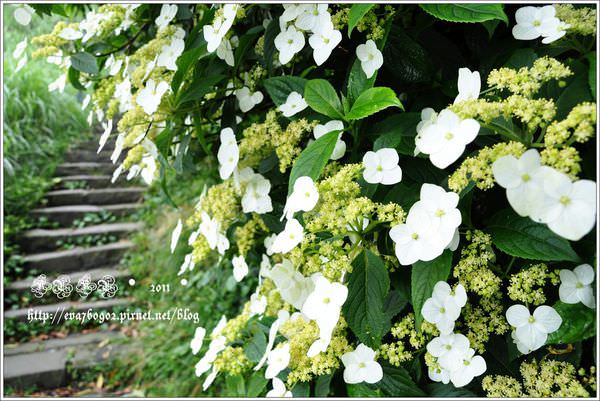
left=323, top=297, right=331, bottom=304
left=289, top=233, right=295, bottom=239
left=576, top=282, right=584, bottom=289
left=411, top=232, right=419, bottom=240
left=439, top=307, right=446, bottom=313
left=533, top=20, right=542, bottom=27
left=463, top=359, right=471, bottom=366
left=287, top=39, right=293, bottom=45
left=368, top=53, right=374, bottom=61
left=435, top=209, right=445, bottom=217
left=305, top=191, right=311, bottom=197
left=445, top=132, right=454, bottom=140
left=445, top=344, right=452, bottom=350
left=358, top=362, right=366, bottom=368
left=324, top=38, right=330, bottom=44
left=521, top=174, right=530, bottom=182
left=528, top=316, right=536, bottom=323
left=376, top=165, right=383, bottom=172
left=559, top=195, right=571, bottom=205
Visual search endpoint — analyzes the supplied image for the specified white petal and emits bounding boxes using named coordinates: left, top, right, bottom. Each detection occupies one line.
left=492, top=155, right=521, bottom=188
left=381, top=165, right=402, bottom=185
left=506, top=304, right=531, bottom=327
left=533, top=305, right=562, bottom=333
left=574, top=264, right=595, bottom=285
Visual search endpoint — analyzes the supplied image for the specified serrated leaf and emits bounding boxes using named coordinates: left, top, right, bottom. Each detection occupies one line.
left=487, top=209, right=580, bottom=262
left=411, top=251, right=453, bottom=330
left=244, top=329, right=267, bottom=363
left=314, top=374, right=333, bottom=397
left=420, top=4, right=508, bottom=24
left=379, top=362, right=427, bottom=397
left=71, top=52, right=98, bottom=74
left=382, top=26, right=432, bottom=84
left=288, top=130, right=339, bottom=195
left=343, top=250, right=390, bottom=347
left=246, top=372, right=268, bottom=397
left=304, top=79, right=344, bottom=119
left=546, top=301, right=596, bottom=345
left=345, top=87, right=403, bottom=120
left=348, top=4, right=374, bottom=36
left=263, top=76, right=307, bottom=106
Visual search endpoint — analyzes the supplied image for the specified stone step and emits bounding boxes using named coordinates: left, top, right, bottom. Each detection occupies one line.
left=45, top=188, right=145, bottom=207
left=3, top=331, right=129, bottom=389
left=54, top=175, right=128, bottom=189
left=55, top=162, right=115, bottom=176
left=6, top=266, right=131, bottom=293
left=30, top=203, right=141, bottom=226
left=19, top=222, right=142, bottom=252
left=4, top=297, right=132, bottom=321
left=64, top=149, right=115, bottom=163
left=76, top=139, right=116, bottom=152
left=22, top=240, right=133, bottom=273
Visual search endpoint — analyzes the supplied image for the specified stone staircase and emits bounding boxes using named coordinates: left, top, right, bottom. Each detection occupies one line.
left=3, top=138, right=144, bottom=392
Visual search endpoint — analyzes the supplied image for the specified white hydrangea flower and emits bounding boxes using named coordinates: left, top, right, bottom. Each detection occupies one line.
left=281, top=4, right=307, bottom=23
left=301, top=275, right=347, bottom=340
left=97, top=119, right=113, bottom=154
left=155, top=4, right=178, bottom=29
left=356, top=39, right=383, bottom=79
left=278, top=91, right=308, bottom=117
left=249, top=292, right=267, bottom=316
left=202, top=366, right=218, bottom=391
left=255, top=310, right=290, bottom=371
left=341, top=344, right=383, bottom=384
left=389, top=203, right=442, bottom=265
left=415, top=183, right=462, bottom=246
left=415, top=109, right=480, bottom=169
left=157, top=38, right=185, bottom=71
left=170, top=218, right=182, bottom=253
left=275, top=25, right=305, bottom=65
left=492, top=149, right=548, bottom=218
left=136, top=79, right=169, bottom=115
left=449, top=348, right=487, bottom=387
left=216, top=36, right=235, bottom=66
left=362, top=148, right=403, bottom=185
left=265, top=343, right=290, bottom=379
left=506, top=304, right=562, bottom=354
left=270, top=259, right=313, bottom=310
left=295, top=4, right=330, bottom=31
left=453, top=67, right=480, bottom=104
left=308, top=19, right=342, bottom=66
left=266, top=377, right=292, bottom=398
left=232, top=255, right=249, bottom=282
left=512, top=5, right=569, bottom=44
left=204, top=4, right=238, bottom=52
left=421, top=281, right=466, bottom=335
left=58, top=27, right=83, bottom=41
left=217, top=127, right=239, bottom=180
left=190, top=326, right=206, bottom=355
left=235, top=86, right=264, bottom=113
left=242, top=172, right=273, bottom=214
left=195, top=334, right=226, bottom=376
left=282, top=176, right=319, bottom=220
left=559, top=264, right=596, bottom=309
left=177, top=253, right=194, bottom=276
left=426, top=333, right=470, bottom=372
left=314, top=120, right=346, bottom=160
left=271, top=218, right=305, bottom=254
left=14, top=4, right=35, bottom=26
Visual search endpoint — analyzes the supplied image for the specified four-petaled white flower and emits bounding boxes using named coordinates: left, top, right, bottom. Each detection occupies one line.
left=302, top=276, right=348, bottom=340
left=308, top=19, right=342, bottom=66
left=421, top=281, right=467, bottom=334
left=14, top=4, right=35, bottom=26
left=506, top=304, right=562, bottom=354
left=314, top=120, right=346, bottom=160
left=282, top=176, right=319, bottom=220
left=155, top=4, right=178, bottom=29
left=271, top=218, right=305, bottom=254
left=232, top=255, right=249, bottom=282
left=190, top=326, right=206, bottom=355
left=136, top=79, right=169, bottom=115
left=58, top=27, right=83, bottom=41
left=269, top=259, right=313, bottom=310
left=453, top=67, right=480, bottom=104
left=265, top=343, right=290, bottom=379
left=157, top=38, right=185, bottom=71
left=295, top=4, right=329, bottom=31
left=279, top=91, right=308, bottom=117
left=389, top=204, right=441, bottom=265
left=199, top=212, right=230, bottom=255
left=275, top=25, right=306, bottom=65
left=266, top=377, right=292, bottom=398
left=559, top=264, right=596, bottom=309
left=449, top=348, right=487, bottom=387
left=217, top=127, right=239, bottom=180
left=341, top=344, right=383, bottom=384
left=356, top=40, right=383, bottom=79
left=235, top=86, right=264, bottom=113
left=362, top=148, right=402, bottom=185
left=512, top=6, right=569, bottom=44
left=416, top=183, right=462, bottom=246
left=204, top=4, right=238, bottom=52
left=242, top=172, right=273, bottom=214
left=415, top=109, right=480, bottom=169
left=426, top=333, right=470, bottom=372
left=170, top=218, right=182, bottom=253
left=249, top=292, right=267, bottom=316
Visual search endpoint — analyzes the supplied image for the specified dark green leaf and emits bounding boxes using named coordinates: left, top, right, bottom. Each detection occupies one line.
left=587, top=52, right=596, bottom=98
left=347, top=58, right=376, bottom=106
left=382, top=26, right=432, bottom=84
left=481, top=19, right=500, bottom=38
left=263, top=76, right=307, bottom=106
left=346, top=383, right=381, bottom=397
left=225, top=374, right=245, bottom=397
left=556, top=71, right=593, bottom=120
left=420, top=4, right=508, bottom=24
left=343, top=250, right=390, bottom=347
left=67, top=67, right=85, bottom=91
left=234, top=28, right=262, bottom=71
left=425, top=383, right=477, bottom=397
left=263, top=19, right=279, bottom=76
left=292, top=381, right=310, bottom=397
left=348, top=4, right=374, bottom=36
left=244, top=329, right=267, bottom=363
left=346, top=87, right=403, bottom=120
left=505, top=48, right=538, bottom=69
left=380, top=362, right=427, bottom=397
left=71, top=52, right=98, bottom=75
left=177, top=74, right=226, bottom=104
left=547, top=301, right=596, bottom=345
left=174, top=135, right=191, bottom=174
left=171, top=45, right=208, bottom=94
left=246, top=372, right=268, bottom=397
left=154, top=126, right=175, bottom=159
left=372, top=112, right=420, bottom=155
left=487, top=209, right=580, bottom=262
left=314, top=374, right=332, bottom=397
left=304, top=79, right=345, bottom=119
left=288, top=130, right=339, bottom=194
left=411, top=250, right=453, bottom=330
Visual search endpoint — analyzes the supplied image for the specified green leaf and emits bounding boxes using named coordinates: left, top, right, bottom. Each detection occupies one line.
left=292, top=381, right=310, bottom=397
left=71, top=52, right=98, bottom=75
left=486, top=209, right=580, bottom=262
left=234, top=27, right=262, bottom=71
left=171, top=45, right=208, bottom=94
left=67, top=67, right=85, bottom=91
left=174, top=135, right=191, bottom=174
left=372, top=112, right=421, bottom=155
left=425, top=383, right=477, bottom=397
left=314, top=374, right=332, bottom=397
left=343, top=250, right=390, bottom=347
left=420, top=4, right=508, bottom=24
left=225, top=374, right=245, bottom=397
left=348, top=4, right=374, bottom=36
left=346, top=58, right=376, bottom=106
left=263, top=19, right=279, bottom=76
left=379, top=362, right=427, bottom=397
left=411, top=250, right=453, bottom=330
left=288, top=130, right=339, bottom=195
left=556, top=73, right=592, bottom=120
left=383, top=26, right=432, bottom=84
left=246, top=372, right=268, bottom=397
left=587, top=52, right=596, bottom=98
left=154, top=127, right=175, bottom=160
left=263, top=76, right=307, bottom=106
left=244, top=329, right=267, bottom=363
left=345, top=87, right=403, bottom=120
left=346, top=383, right=381, bottom=397
left=547, top=302, right=596, bottom=345
left=304, top=79, right=345, bottom=119
left=176, top=74, right=226, bottom=104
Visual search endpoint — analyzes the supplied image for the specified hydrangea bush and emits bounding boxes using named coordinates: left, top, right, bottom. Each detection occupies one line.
left=22, top=2, right=597, bottom=397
